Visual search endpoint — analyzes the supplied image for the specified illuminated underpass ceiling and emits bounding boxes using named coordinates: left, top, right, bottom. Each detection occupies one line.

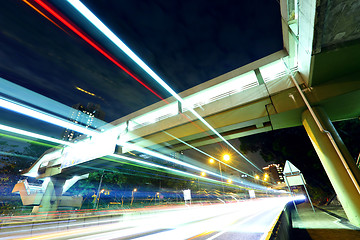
left=0, top=0, right=282, bottom=122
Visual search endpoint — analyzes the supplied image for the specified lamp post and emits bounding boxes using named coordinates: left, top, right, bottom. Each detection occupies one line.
left=199, top=172, right=206, bottom=191
left=222, top=154, right=231, bottom=197
left=131, top=188, right=137, bottom=206
left=155, top=192, right=159, bottom=205
left=219, top=162, right=225, bottom=198
left=209, top=155, right=230, bottom=198
left=209, top=158, right=223, bottom=182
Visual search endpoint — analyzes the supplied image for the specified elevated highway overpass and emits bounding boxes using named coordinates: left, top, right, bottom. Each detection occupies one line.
left=4, top=0, right=360, bottom=227
left=110, top=52, right=360, bottom=153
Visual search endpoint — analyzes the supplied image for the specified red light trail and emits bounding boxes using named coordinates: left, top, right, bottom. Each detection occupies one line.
left=30, top=0, right=167, bottom=103
left=24, top=0, right=221, bottom=146
left=22, top=0, right=68, bottom=33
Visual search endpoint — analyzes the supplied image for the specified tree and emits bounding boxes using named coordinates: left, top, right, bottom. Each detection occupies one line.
left=239, top=126, right=332, bottom=203
left=239, top=118, right=360, bottom=203
left=334, top=119, right=360, bottom=161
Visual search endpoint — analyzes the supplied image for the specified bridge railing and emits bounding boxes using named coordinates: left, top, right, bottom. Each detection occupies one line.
left=128, top=58, right=292, bottom=131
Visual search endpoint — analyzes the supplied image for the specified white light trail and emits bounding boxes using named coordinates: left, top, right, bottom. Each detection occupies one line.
left=4, top=198, right=293, bottom=239
left=110, top=153, right=224, bottom=186
left=0, top=151, right=37, bottom=160
left=114, top=144, right=269, bottom=191
left=67, top=0, right=262, bottom=172
left=163, top=131, right=256, bottom=179
left=0, top=123, right=72, bottom=146
left=0, top=97, right=98, bottom=137
left=116, top=142, right=224, bottom=180
left=112, top=150, right=266, bottom=191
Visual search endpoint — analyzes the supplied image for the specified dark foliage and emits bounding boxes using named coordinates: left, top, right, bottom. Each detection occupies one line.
left=239, top=118, right=360, bottom=203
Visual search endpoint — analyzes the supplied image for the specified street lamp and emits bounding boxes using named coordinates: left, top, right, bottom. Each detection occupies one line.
left=131, top=188, right=137, bottom=206
left=223, top=154, right=230, bottom=161
left=227, top=179, right=232, bottom=184
left=264, top=173, right=269, bottom=181
left=209, top=157, right=225, bottom=197
left=155, top=192, right=159, bottom=205
left=255, top=175, right=260, bottom=180
left=199, top=172, right=206, bottom=191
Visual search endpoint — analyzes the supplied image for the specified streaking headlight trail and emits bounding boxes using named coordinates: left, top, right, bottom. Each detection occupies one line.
left=66, top=0, right=261, bottom=172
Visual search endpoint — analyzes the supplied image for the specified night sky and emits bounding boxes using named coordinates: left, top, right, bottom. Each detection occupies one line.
left=0, top=0, right=283, bottom=122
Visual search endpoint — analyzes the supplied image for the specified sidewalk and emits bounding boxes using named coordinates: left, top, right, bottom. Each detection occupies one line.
left=291, top=203, right=360, bottom=240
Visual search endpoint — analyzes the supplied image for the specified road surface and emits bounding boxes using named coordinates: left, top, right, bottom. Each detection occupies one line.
left=2, top=197, right=292, bottom=240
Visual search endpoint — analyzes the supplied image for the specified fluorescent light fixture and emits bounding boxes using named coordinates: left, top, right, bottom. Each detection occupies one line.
left=182, top=71, right=258, bottom=110
left=132, top=102, right=177, bottom=127
left=67, top=0, right=261, bottom=171
left=259, top=59, right=287, bottom=82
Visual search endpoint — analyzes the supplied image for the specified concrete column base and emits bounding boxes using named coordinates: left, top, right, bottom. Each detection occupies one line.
left=302, top=107, right=360, bottom=227
left=38, top=178, right=65, bottom=217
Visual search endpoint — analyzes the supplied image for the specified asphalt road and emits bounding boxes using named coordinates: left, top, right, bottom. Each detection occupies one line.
left=3, top=197, right=292, bottom=240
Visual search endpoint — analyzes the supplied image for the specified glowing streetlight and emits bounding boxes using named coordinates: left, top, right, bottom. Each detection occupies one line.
left=264, top=173, right=269, bottom=181
left=227, top=179, right=232, bottom=184
left=209, top=157, right=224, bottom=197
left=155, top=192, right=160, bottom=205
left=200, top=172, right=206, bottom=177
left=255, top=175, right=260, bottom=180
left=223, top=154, right=230, bottom=161
left=131, top=188, right=137, bottom=206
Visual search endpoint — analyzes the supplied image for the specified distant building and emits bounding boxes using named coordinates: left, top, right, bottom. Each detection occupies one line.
left=263, top=163, right=284, bottom=183
left=62, top=103, right=105, bottom=141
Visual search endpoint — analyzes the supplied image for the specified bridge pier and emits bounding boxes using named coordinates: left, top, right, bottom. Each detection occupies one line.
left=36, top=177, right=65, bottom=217
left=302, top=107, right=360, bottom=227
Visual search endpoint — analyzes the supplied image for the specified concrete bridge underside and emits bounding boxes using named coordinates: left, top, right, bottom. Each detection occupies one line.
left=123, top=73, right=360, bottom=152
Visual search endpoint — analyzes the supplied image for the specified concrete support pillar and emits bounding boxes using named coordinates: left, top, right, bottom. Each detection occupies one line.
left=302, top=107, right=360, bottom=227
left=38, top=178, right=65, bottom=217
